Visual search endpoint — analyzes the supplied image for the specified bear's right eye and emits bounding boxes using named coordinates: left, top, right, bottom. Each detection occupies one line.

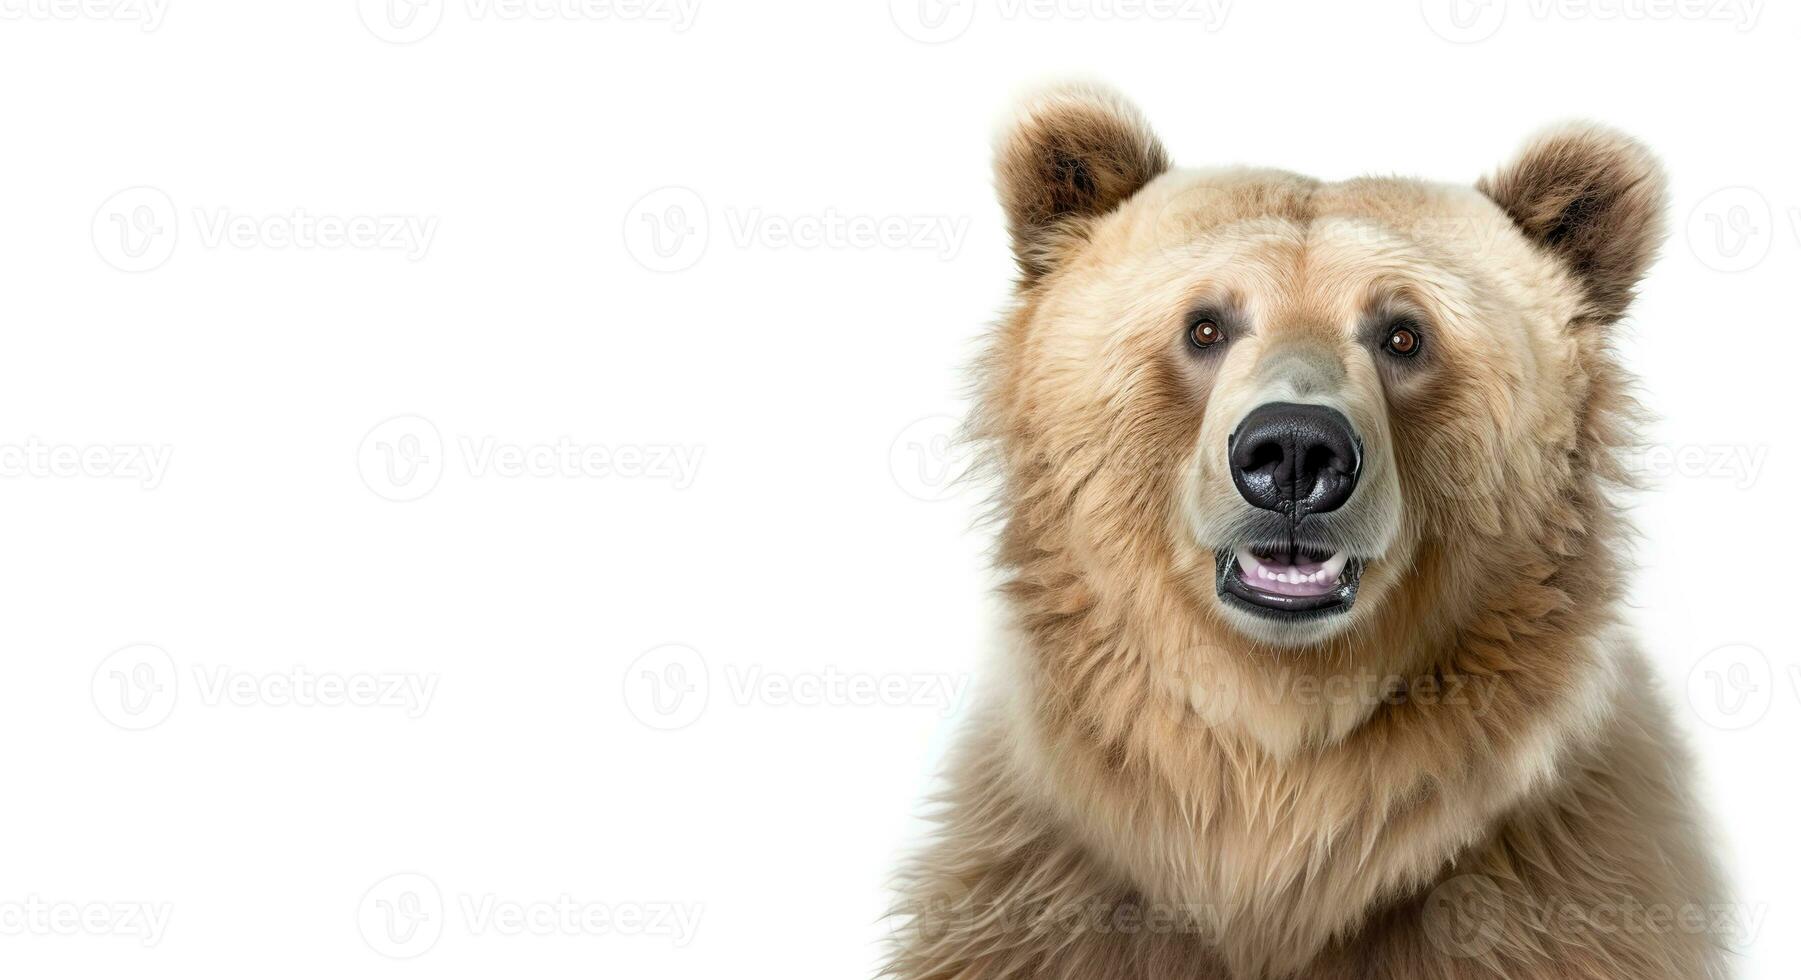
left=1189, top=318, right=1225, bottom=349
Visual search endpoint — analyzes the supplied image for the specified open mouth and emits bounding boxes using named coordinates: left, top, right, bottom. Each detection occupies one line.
left=1216, top=543, right=1363, bottom=620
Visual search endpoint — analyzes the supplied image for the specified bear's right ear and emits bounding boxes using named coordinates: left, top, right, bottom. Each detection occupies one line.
left=995, top=84, right=1169, bottom=287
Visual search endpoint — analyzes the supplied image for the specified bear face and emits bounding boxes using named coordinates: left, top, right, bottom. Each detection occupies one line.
left=980, top=86, right=1666, bottom=659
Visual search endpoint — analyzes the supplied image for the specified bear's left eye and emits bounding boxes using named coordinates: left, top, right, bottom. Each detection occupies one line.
left=1383, top=322, right=1422, bottom=358
left=1189, top=318, right=1225, bottom=349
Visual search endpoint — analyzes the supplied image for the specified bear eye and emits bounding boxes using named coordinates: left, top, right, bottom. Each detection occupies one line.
left=1383, top=322, right=1421, bottom=358
left=1189, top=318, right=1225, bottom=349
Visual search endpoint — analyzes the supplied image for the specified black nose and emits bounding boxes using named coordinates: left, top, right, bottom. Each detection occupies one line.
left=1228, top=402, right=1362, bottom=517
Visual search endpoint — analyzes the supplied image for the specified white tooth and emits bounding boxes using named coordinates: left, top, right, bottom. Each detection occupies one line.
left=1235, top=546, right=1262, bottom=579
left=1321, top=551, right=1350, bottom=583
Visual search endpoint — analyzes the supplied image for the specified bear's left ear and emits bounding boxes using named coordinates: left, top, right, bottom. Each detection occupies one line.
left=995, top=84, right=1170, bottom=287
left=1478, top=124, right=1668, bottom=325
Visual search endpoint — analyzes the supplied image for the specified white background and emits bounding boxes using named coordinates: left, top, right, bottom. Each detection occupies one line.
left=0, top=0, right=1794, bottom=976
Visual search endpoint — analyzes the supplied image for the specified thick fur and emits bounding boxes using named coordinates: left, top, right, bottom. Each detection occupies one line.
left=884, top=86, right=1728, bottom=980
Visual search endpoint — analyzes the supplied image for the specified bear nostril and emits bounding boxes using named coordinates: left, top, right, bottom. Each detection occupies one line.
left=1244, top=441, right=1286, bottom=475
left=1228, top=402, right=1362, bottom=518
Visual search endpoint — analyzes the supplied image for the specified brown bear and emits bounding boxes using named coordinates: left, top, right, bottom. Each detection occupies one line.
left=883, top=84, right=1730, bottom=980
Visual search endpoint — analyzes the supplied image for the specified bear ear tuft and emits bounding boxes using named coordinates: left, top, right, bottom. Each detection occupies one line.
left=995, top=83, right=1169, bottom=287
left=1478, top=124, right=1669, bottom=325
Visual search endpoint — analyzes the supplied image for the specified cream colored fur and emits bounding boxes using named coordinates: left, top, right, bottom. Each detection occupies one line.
left=883, top=86, right=1730, bottom=980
